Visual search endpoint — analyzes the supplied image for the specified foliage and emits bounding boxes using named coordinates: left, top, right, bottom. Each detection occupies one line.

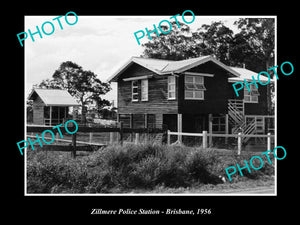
left=141, top=18, right=275, bottom=71
left=27, top=144, right=274, bottom=193
left=35, top=61, right=111, bottom=123
left=232, top=18, right=275, bottom=71
left=193, top=21, right=234, bottom=65
left=142, top=21, right=196, bottom=60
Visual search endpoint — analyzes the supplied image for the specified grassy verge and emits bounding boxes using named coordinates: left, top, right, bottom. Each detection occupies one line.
left=27, top=143, right=275, bottom=194
left=130, top=176, right=274, bottom=194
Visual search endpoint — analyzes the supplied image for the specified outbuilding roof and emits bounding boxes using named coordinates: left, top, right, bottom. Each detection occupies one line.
left=109, top=55, right=241, bottom=82
left=28, top=88, right=80, bottom=106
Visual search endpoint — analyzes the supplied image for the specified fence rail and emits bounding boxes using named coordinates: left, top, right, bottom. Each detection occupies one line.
left=26, top=124, right=167, bottom=158
left=167, top=130, right=274, bottom=155
left=27, top=124, right=165, bottom=133
left=26, top=124, right=275, bottom=157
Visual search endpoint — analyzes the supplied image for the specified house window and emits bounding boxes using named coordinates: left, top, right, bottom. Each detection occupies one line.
left=185, top=75, right=206, bottom=100
left=244, top=83, right=259, bottom=103
left=168, top=76, right=176, bottom=99
left=132, top=80, right=139, bottom=102
left=212, top=116, right=226, bottom=133
left=141, top=79, right=148, bottom=101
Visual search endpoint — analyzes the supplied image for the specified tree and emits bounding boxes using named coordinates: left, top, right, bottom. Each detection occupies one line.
left=232, top=18, right=275, bottom=115
left=194, top=21, right=234, bottom=64
left=141, top=21, right=197, bottom=60
left=228, top=32, right=257, bottom=68
left=141, top=18, right=275, bottom=70
left=36, top=61, right=111, bottom=123
left=232, top=18, right=275, bottom=71
left=36, top=78, right=63, bottom=89
left=141, top=21, right=235, bottom=63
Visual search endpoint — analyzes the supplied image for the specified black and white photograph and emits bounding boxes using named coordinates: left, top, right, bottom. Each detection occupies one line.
left=23, top=14, right=277, bottom=195
left=14, top=4, right=298, bottom=220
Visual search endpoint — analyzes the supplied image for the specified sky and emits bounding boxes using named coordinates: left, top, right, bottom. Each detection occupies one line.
left=24, top=15, right=242, bottom=103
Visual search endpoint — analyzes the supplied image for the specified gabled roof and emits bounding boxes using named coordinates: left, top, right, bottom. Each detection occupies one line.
left=28, top=88, right=80, bottom=106
left=228, top=67, right=274, bottom=83
left=109, top=55, right=241, bottom=82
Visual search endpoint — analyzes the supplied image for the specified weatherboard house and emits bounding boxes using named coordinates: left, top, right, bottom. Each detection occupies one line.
left=109, top=55, right=274, bottom=140
left=28, top=88, right=80, bottom=126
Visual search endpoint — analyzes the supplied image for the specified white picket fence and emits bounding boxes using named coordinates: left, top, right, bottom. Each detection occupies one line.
left=167, top=130, right=274, bottom=155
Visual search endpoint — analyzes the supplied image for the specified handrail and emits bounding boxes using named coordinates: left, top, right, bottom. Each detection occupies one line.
left=228, top=99, right=245, bottom=134
left=228, top=105, right=243, bottom=118
left=228, top=106, right=244, bottom=123
left=241, top=119, right=256, bottom=143
left=232, top=117, right=255, bottom=135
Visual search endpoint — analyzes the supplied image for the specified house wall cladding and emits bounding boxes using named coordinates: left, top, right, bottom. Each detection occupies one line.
left=117, top=60, right=269, bottom=127
left=244, top=85, right=268, bottom=115
left=178, top=61, right=232, bottom=114
left=178, top=61, right=269, bottom=115
left=118, top=63, right=178, bottom=115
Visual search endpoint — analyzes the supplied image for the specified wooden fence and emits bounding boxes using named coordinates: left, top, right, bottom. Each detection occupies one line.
left=26, top=124, right=275, bottom=157
left=26, top=124, right=167, bottom=158
left=167, top=130, right=275, bottom=155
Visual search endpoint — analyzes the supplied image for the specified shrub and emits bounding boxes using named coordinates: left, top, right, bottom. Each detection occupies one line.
left=129, top=156, right=162, bottom=188
left=27, top=151, right=92, bottom=193
left=26, top=143, right=275, bottom=193
left=185, top=150, right=221, bottom=184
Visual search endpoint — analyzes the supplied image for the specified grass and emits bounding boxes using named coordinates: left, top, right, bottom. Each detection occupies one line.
left=26, top=142, right=275, bottom=194
left=130, top=177, right=274, bottom=194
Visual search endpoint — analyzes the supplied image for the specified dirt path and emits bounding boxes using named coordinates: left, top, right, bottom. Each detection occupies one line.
left=225, top=185, right=275, bottom=194
left=197, top=185, right=275, bottom=194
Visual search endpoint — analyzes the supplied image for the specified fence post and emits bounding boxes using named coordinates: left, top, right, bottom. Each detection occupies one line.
left=119, top=122, right=123, bottom=146
left=267, top=132, right=271, bottom=150
left=202, top=131, right=207, bottom=149
left=177, top=114, right=182, bottom=143
left=135, top=133, right=139, bottom=145
left=237, top=132, right=242, bottom=155
left=56, top=132, right=59, bottom=144
left=145, top=127, right=150, bottom=145
left=208, top=114, right=212, bottom=146
left=167, top=130, right=171, bottom=145
left=89, top=132, right=93, bottom=144
left=109, top=132, right=114, bottom=145
left=71, top=133, right=76, bottom=158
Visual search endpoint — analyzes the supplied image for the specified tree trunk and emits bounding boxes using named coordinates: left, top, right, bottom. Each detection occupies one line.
left=266, top=58, right=273, bottom=115
left=81, top=101, right=87, bottom=125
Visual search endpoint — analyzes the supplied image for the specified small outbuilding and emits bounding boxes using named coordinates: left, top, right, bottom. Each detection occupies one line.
left=28, top=88, right=80, bottom=126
